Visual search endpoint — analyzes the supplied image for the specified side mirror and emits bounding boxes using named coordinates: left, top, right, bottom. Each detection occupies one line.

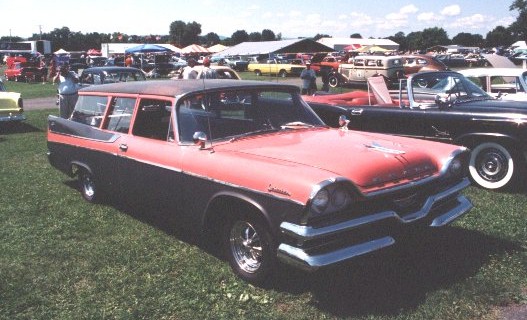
left=192, top=131, right=208, bottom=149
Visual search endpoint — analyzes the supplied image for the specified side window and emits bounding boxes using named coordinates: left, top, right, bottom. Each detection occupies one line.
left=132, top=99, right=172, bottom=141
left=70, top=95, right=109, bottom=127
left=104, top=97, right=136, bottom=133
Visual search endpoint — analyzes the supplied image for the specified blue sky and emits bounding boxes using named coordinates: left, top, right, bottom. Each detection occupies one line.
left=3, top=0, right=518, bottom=40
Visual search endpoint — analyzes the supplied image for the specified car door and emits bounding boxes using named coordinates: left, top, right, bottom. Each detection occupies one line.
left=113, top=97, right=184, bottom=213
left=346, top=105, right=428, bottom=139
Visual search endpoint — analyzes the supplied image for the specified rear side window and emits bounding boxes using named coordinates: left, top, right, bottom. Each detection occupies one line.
left=104, top=97, right=136, bottom=133
left=70, top=95, right=109, bottom=127
left=132, top=99, right=172, bottom=141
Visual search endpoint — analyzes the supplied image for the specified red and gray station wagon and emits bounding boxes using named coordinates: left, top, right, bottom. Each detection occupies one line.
left=47, top=79, right=472, bottom=284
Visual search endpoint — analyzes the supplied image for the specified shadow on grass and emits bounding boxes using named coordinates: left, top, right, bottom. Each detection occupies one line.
left=0, top=121, right=42, bottom=135
left=61, top=178, right=523, bottom=317
left=271, top=227, right=523, bottom=318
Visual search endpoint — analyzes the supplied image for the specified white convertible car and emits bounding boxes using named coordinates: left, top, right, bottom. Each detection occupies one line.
left=459, top=67, right=527, bottom=101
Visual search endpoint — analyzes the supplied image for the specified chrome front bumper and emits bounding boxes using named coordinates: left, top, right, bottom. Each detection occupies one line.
left=277, top=178, right=473, bottom=271
left=0, top=113, right=26, bottom=122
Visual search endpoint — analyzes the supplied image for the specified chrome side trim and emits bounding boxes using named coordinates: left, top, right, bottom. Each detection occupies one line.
left=277, top=237, right=395, bottom=271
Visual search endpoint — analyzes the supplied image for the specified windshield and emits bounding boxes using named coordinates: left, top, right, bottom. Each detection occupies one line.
left=176, top=88, right=324, bottom=142
left=409, top=72, right=491, bottom=108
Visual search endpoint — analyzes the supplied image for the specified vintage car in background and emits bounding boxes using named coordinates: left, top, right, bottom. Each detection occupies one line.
left=306, top=71, right=527, bottom=190
left=220, top=56, right=249, bottom=71
left=79, top=66, right=146, bottom=86
left=402, top=54, right=449, bottom=74
left=248, top=58, right=306, bottom=77
left=194, top=66, right=241, bottom=79
left=459, top=67, right=527, bottom=101
left=4, top=60, right=45, bottom=82
left=0, top=79, right=25, bottom=122
left=327, top=55, right=405, bottom=88
left=47, top=79, right=472, bottom=284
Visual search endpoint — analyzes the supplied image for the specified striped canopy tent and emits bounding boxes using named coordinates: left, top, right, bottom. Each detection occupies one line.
left=207, top=44, right=229, bottom=53
left=181, top=44, right=210, bottom=54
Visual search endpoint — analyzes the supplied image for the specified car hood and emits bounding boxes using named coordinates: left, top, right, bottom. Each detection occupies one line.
left=215, top=128, right=445, bottom=190
left=461, top=98, right=527, bottom=113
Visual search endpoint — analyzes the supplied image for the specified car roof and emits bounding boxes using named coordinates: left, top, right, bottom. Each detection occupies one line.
left=78, top=79, right=300, bottom=97
left=458, top=68, right=527, bottom=77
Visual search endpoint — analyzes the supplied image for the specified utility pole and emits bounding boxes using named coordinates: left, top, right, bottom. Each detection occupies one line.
left=38, top=25, right=43, bottom=40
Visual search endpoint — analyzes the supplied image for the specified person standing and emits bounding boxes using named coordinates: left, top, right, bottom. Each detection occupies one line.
left=53, top=63, right=79, bottom=119
left=198, top=57, right=217, bottom=79
left=180, top=58, right=198, bottom=79
left=300, top=62, right=316, bottom=95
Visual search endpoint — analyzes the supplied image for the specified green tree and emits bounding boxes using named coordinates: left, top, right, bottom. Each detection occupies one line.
left=350, top=33, right=362, bottom=38
left=169, top=20, right=187, bottom=47
left=452, top=32, right=484, bottom=47
left=406, top=31, right=424, bottom=51
left=204, top=32, right=220, bottom=46
left=509, top=0, right=527, bottom=40
left=230, top=30, right=249, bottom=45
left=421, top=27, right=450, bottom=50
left=261, top=29, right=276, bottom=41
left=486, top=26, right=514, bottom=47
left=388, top=31, right=408, bottom=52
left=249, top=32, right=262, bottom=42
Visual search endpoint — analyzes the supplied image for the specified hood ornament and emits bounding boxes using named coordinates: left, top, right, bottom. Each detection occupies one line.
left=365, top=142, right=406, bottom=155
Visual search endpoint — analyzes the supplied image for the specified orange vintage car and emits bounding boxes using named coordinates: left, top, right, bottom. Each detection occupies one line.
left=47, top=79, right=472, bottom=284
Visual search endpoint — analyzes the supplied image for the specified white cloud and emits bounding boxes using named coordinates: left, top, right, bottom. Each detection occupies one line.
left=400, top=4, right=419, bottom=14
left=348, top=12, right=375, bottom=28
left=417, top=12, right=443, bottom=22
left=441, top=5, right=461, bottom=16
left=448, top=14, right=487, bottom=29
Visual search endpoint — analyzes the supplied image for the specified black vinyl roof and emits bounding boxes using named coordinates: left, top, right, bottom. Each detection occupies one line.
left=78, top=79, right=300, bottom=97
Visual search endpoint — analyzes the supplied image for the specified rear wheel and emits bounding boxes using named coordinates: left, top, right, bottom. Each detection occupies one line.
left=223, top=213, right=275, bottom=284
left=79, top=170, right=100, bottom=203
left=468, top=142, right=517, bottom=190
left=254, top=70, right=262, bottom=76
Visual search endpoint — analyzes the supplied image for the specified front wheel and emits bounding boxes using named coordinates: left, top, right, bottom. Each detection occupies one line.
left=328, top=73, right=340, bottom=88
left=224, top=214, right=275, bottom=284
left=468, top=142, right=517, bottom=189
left=254, top=70, right=262, bottom=76
left=278, top=70, right=287, bottom=78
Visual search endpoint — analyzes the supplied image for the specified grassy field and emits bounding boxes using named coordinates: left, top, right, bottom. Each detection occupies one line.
left=1, top=109, right=526, bottom=320
left=1, top=73, right=526, bottom=319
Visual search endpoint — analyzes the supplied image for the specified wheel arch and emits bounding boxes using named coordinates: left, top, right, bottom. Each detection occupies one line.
left=455, top=132, right=524, bottom=159
left=70, top=161, right=94, bottom=178
left=201, top=192, right=275, bottom=247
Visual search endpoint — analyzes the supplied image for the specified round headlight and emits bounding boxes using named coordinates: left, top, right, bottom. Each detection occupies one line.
left=449, top=158, right=463, bottom=177
left=311, top=189, right=330, bottom=214
left=332, top=188, right=350, bottom=210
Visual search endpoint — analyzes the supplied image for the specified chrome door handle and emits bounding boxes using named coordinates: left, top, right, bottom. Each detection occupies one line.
left=119, top=144, right=128, bottom=151
left=351, top=108, right=363, bottom=115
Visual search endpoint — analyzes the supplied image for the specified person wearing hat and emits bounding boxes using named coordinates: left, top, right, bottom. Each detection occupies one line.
left=53, top=63, right=79, bottom=118
left=300, top=61, right=317, bottom=95
left=181, top=58, right=198, bottom=79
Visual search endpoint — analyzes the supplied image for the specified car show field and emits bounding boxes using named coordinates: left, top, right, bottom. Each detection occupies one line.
left=1, top=64, right=526, bottom=319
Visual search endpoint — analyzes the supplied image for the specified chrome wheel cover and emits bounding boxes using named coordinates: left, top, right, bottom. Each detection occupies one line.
left=229, top=220, right=263, bottom=274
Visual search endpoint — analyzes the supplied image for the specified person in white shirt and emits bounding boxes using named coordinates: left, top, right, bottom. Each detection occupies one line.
left=181, top=58, right=198, bottom=79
